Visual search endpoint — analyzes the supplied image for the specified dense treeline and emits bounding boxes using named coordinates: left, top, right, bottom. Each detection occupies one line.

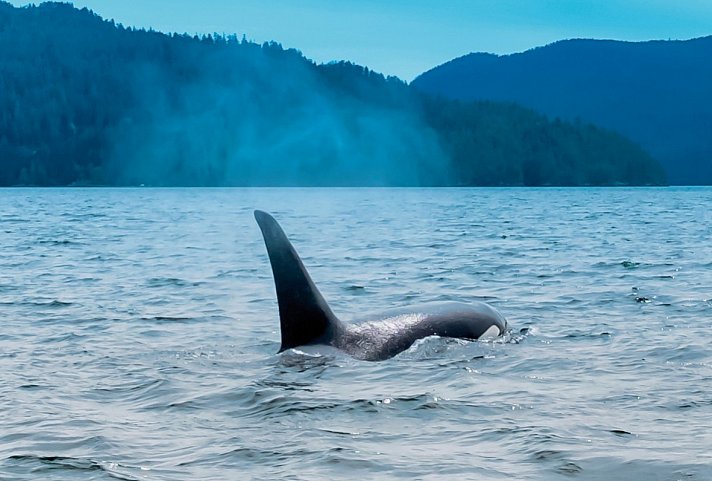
left=422, top=98, right=663, bottom=186
left=413, top=37, right=712, bottom=185
left=0, top=2, right=666, bottom=186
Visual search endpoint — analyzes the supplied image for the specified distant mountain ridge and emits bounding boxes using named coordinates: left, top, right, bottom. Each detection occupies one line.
left=412, top=36, right=712, bottom=185
left=0, top=2, right=665, bottom=186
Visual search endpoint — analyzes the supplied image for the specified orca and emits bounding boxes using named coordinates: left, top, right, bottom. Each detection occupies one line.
left=254, top=210, right=508, bottom=361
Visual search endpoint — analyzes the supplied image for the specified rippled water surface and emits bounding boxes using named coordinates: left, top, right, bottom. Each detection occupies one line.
left=1, top=187, right=711, bottom=480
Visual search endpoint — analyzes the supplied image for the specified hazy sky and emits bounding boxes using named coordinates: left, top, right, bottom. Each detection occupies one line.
left=10, top=1, right=712, bottom=80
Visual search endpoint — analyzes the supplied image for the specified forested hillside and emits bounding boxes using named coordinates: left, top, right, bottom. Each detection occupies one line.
left=413, top=37, right=712, bottom=185
left=0, top=2, right=665, bottom=186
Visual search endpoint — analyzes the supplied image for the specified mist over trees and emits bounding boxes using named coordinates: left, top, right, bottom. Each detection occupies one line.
left=0, top=2, right=665, bottom=186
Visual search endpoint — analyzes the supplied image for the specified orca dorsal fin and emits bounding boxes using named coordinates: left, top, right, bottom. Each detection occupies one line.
left=254, top=210, right=341, bottom=352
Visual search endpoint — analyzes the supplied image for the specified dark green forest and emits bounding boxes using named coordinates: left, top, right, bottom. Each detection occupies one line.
left=0, top=2, right=666, bottom=186
left=414, top=37, right=712, bottom=185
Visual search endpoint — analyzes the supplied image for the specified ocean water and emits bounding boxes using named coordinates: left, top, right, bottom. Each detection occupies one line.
left=0, top=187, right=710, bottom=481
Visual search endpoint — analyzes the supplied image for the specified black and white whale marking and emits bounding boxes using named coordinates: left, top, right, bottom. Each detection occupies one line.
left=254, top=210, right=508, bottom=361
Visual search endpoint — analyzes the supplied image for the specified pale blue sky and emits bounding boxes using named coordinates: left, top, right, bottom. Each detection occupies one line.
left=10, top=1, right=712, bottom=80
